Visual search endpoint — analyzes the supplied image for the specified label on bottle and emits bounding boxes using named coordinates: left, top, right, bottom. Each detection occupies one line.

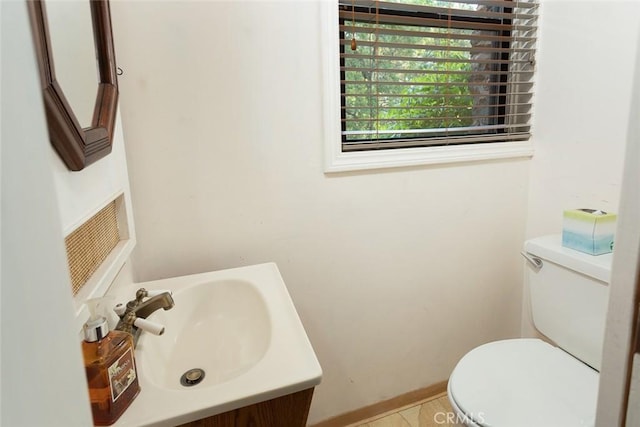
left=108, top=347, right=137, bottom=402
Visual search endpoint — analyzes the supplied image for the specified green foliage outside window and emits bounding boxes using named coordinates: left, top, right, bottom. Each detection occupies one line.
left=341, top=1, right=497, bottom=143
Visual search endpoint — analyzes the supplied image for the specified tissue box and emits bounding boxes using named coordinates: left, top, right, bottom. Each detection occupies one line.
left=562, top=209, right=616, bottom=255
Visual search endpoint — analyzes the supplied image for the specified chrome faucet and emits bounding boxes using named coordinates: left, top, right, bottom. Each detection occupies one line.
left=115, top=288, right=175, bottom=346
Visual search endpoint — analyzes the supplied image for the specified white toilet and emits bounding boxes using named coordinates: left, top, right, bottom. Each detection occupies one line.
left=447, top=235, right=612, bottom=427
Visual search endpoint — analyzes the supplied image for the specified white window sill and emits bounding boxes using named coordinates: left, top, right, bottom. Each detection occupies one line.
left=324, top=141, right=534, bottom=173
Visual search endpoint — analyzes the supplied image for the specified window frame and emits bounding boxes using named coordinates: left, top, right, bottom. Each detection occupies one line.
left=321, top=0, right=534, bottom=173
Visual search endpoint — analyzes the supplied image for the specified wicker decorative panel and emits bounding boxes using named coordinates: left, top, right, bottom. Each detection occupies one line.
left=65, top=201, right=120, bottom=295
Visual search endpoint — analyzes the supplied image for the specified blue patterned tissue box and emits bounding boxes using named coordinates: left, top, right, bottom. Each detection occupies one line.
left=562, top=209, right=616, bottom=255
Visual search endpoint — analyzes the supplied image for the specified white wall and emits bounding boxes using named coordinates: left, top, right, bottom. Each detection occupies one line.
left=1, top=1, right=136, bottom=424
left=112, top=1, right=530, bottom=422
left=45, top=2, right=136, bottom=330
left=0, top=2, right=92, bottom=425
left=51, top=112, right=132, bottom=237
left=52, top=111, right=138, bottom=331
left=526, top=0, right=640, bottom=238
left=523, top=0, right=640, bottom=337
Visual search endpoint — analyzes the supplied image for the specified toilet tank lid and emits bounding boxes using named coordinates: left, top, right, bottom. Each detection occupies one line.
left=524, top=234, right=613, bottom=283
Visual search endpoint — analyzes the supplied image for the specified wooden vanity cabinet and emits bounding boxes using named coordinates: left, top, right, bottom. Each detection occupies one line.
left=178, top=387, right=314, bottom=427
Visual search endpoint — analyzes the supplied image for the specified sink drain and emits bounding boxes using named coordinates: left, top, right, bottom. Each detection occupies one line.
left=180, top=368, right=205, bottom=387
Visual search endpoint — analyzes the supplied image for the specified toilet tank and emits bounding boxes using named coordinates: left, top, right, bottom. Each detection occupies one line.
left=524, top=235, right=612, bottom=371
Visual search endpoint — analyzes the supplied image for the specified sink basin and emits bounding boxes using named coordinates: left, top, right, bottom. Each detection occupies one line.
left=137, top=279, right=271, bottom=390
left=109, top=263, right=322, bottom=427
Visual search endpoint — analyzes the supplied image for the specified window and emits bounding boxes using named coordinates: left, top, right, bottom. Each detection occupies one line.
left=322, top=0, right=539, bottom=172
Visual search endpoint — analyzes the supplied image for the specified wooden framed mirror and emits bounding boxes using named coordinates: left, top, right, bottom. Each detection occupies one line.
left=28, top=0, right=118, bottom=171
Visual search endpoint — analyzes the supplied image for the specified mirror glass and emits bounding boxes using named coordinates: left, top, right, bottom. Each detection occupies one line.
left=45, top=0, right=98, bottom=128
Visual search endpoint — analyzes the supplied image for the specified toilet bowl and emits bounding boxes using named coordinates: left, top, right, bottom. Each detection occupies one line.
left=447, top=235, right=612, bottom=427
left=448, top=339, right=598, bottom=426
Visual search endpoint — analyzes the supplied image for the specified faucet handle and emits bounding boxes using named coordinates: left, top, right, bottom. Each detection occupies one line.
left=133, top=317, right=165, bottom=336
left=113, top=308, right=166, bottom=336
left=114, top=303, right=126, bottom=317
left=135, top=288, right=148, bottom=302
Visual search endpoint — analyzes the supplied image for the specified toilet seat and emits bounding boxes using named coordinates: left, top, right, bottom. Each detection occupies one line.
left=448, top=339, right=599, bottom=427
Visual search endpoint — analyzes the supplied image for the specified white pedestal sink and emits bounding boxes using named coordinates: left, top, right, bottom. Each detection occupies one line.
left=109, top=263, right=322, bottom=427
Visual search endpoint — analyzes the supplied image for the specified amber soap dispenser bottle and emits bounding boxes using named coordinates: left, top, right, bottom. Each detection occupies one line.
left=82, top=298, right=140, bottom=425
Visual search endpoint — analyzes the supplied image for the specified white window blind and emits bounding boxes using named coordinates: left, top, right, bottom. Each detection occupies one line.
left=339, top=0, right=538, bottom=151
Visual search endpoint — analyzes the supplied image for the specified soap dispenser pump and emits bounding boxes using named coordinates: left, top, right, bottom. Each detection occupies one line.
left=82, top=297, right=140, bottom=425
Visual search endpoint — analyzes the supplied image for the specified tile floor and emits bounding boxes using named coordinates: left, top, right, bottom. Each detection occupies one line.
left=348, top=392, right=463, bottom=427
